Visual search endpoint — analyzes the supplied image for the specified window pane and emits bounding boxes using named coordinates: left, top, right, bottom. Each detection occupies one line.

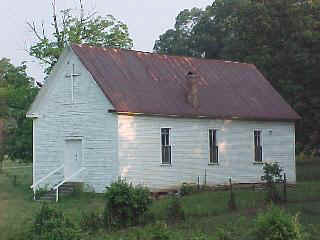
left=161, top=129, right=171, bottom=164
left=209, top=129, right=218, bottom=164
left=161, top=134, right=166, bottom=146
left=254, top=130, right=262, bottom=162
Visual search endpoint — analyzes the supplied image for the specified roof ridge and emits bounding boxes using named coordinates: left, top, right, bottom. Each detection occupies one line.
left=71, top=44, right=255, bottom=67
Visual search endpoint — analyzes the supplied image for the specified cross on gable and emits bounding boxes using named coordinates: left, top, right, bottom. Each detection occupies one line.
left=65, top=64, right=80, bottom=103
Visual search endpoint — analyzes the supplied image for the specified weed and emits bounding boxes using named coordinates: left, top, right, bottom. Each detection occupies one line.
left=80, top=210, right=103, bottom=232
left=252, top=205, right=306, bottom=240
left=166, top=196, right=185, bottom=224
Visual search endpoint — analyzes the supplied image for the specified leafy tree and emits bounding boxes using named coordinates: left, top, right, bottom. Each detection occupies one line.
left=154, top=0, right=320, bottom=152
left=154, top=8, right=205, bottom=57
left=0, top=58, right=38, bottom=162
left=28, top=0, right=133, bottom=75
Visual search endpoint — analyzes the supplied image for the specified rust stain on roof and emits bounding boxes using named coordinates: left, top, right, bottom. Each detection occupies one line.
left=71, top=44, right=300, bottom=121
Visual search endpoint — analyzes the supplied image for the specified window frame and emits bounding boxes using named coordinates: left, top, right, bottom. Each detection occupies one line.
left=253, top=129, right=263, bottom=163
left=160, top=127, right=172, bottom=165
left=208, top=128, right=219, bottom=165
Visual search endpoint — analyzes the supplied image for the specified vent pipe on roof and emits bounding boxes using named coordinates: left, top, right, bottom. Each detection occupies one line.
left=186, top=71, right=199, bottom=109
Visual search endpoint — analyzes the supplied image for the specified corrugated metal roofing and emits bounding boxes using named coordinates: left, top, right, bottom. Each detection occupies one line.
left=71, top=44, right=300, bottom=121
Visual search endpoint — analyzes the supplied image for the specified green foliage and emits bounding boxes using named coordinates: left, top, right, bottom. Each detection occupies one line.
left=214, top=227, right=233, bottom=240
left=30, top=203, right=79, bottom=240
left=29, top=1, right=133, bottom=75
left=252, top=205, right=306, bottom=240
left=149, top=222, right=171, bottom=240
left=166, top=196, right=185, bottom=224
left=80, top=211, right=103, bottom=232
left=104, top=179, right=152, bottom=228
left=262, top=162, right=283, bottom=203
left=180, top=183, right=197, bottom=196
left=0, top=58, right=38, bottom=162
left=154, top=0, right=320, bottom=152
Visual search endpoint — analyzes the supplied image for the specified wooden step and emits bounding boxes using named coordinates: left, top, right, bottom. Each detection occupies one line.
left=37, top=182, right=82, bottom=201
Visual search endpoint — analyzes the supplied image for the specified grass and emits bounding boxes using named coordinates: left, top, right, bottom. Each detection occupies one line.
left=0, top=158, right=320, bottom=239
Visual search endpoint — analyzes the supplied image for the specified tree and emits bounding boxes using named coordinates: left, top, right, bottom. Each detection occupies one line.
left=154, top=0, right=320, bottom=152
left=28, top=0, right=133, bottom=75
left=154, top=8, right=205, bottom=57
left=0, top=58, right=38, bottom=162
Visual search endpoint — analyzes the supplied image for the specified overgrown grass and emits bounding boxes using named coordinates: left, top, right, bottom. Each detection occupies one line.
left=0, top=158, right=319, bottom=240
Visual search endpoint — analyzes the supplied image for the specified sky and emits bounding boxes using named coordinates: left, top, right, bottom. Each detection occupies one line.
left=0, top=0, right=213, bottom=82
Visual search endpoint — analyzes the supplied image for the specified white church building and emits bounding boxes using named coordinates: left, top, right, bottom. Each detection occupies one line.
left=27, top=44, right=300, bottom=193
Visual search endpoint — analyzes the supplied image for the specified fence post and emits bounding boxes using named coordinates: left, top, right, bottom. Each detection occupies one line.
left=283, top=173, right=287, bottom=203
left=197, top=176, right=200, bottom=191
left=204, top=169, right=207, bottom=186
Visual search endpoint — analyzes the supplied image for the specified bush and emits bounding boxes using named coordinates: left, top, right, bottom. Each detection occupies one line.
left=166, top=196, right=185, bottom=224
left=215, top=227, right=233, bottom=240
left=80, top=211, right=103, bottom=232
left=104, top=179, right=152, bottom=228
left=180, top=183, right=197, bottom=196
left=30, top=203, right=79, bottom=240
left=149, top=222, right=171, bottom=240
left=261, top=162, right=283, bottom=203
left=252, top=205, right=306, bottom=240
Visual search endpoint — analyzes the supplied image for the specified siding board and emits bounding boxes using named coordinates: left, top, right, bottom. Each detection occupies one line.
left=118, top=115, right=296, bottom=189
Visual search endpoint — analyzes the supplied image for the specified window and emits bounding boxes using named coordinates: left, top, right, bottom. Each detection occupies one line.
left=161, top=128, right=171, bottom=164
left=254, top=130, right=262, bottom=162
left=209, top=129, right=218, bottom=164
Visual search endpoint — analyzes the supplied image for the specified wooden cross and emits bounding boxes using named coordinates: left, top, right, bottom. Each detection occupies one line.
left=65, top=64, right=80, bottom=103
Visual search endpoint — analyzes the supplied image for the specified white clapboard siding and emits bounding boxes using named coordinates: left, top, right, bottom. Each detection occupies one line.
left=118, top=115, right=295, bottom=190
left=33, top=49, right=118, bottom=193
left=31, top=47, right=296, bottom=193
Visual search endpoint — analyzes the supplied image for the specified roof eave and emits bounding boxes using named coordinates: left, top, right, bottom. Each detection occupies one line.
left=108, top=110, right=300, bottom=122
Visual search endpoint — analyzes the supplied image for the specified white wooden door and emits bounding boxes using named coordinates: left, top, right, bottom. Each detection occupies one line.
left=64, top=140, right=82, bottom=179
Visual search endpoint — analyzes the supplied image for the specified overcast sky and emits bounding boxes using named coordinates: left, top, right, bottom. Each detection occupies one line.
left=0, top=0, right=213, bottom=81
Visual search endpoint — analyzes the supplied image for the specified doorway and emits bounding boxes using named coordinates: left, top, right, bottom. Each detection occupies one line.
left=64, top=139, right=82, bottom=179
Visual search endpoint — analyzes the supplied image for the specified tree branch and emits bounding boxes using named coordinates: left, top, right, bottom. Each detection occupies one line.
left=52, top=0, right=63, bottom=48
left=27, top=21, right=45, bottom=41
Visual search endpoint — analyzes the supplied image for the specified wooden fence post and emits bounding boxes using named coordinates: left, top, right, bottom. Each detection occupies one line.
left=283, top=173, right=287, bottom=203
left=204, top=169, right=207, bottom=186
left=197, top=176, right=200, bottom=191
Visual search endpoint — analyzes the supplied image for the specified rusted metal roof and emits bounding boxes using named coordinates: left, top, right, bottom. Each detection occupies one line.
left=71, top=44, right=300, bottom=121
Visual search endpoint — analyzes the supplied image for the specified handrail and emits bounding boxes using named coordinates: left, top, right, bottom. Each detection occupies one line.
left=30, top=164, right=64, bottom=189
left=53, top=167, right=86, bottom=202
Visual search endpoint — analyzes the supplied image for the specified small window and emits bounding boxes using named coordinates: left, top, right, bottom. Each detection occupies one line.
left=254, top=130, right=262, bottom=162
left=209, top=129, right=218, bottom=164
left=161, top=128, right=171, bottom=164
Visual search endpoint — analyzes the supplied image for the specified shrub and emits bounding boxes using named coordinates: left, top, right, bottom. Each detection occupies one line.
left=80, top=211, right=103, bottom=232
left=215, top=227, right=233, bottom=240
left=166, top=196, right=185, bottom=224
left=252, top=205, right=306, bottom=240
left=180, top=183, right=197, bottom=196
left=190, top=232, right=208, bottom=240
left=30, top=203, right=78, bottom=240
left=104, top=179, right=152, bottom=228
left=149, top=222, right=171, bottom=240
left=261, top=162, right=283, bottom=203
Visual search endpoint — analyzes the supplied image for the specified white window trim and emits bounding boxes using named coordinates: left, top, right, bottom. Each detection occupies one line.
left=160, top=127, right=172, bottom=166
left=208, top=128, right=219, bottom=165
left=253, top=129, right=264, bottom=164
